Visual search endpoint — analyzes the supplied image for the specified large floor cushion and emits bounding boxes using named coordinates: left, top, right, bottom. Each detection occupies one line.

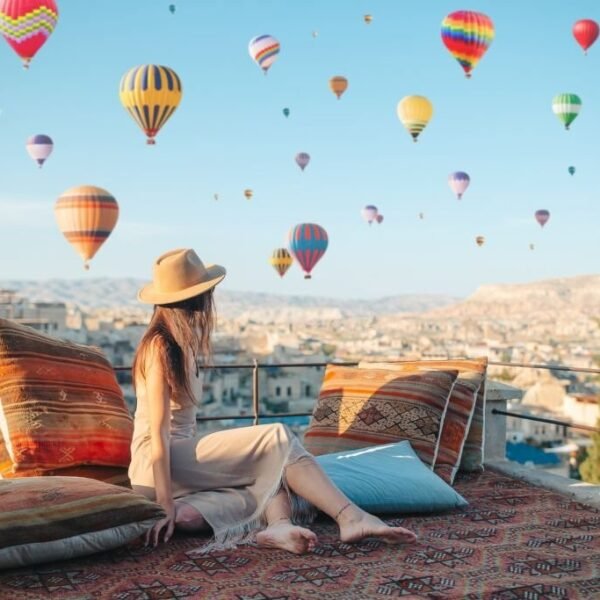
left=304, top=365, right=459, bottom=466
left=316, top=441, right=468, bottom=514
left=0, top=476, right=165, bottom=569
left=359, top=358, right=488, bottom=483
left=0, top=318, right=133, bottom=475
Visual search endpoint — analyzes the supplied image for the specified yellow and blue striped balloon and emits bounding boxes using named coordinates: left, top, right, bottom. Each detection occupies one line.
left=119, top=65, right=182, bottom=144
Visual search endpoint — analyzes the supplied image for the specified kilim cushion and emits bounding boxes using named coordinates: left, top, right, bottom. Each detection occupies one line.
left=358, top=358, right=488, bottom=483
left=0, top=464, right=131, bottom=487
left=316, top=441, right=468, bottom=513
left=0, top=476, right=165, bottom=569
left=304, top=365, right=459, bottom=466
left=0, top=318, right=133, bottom=475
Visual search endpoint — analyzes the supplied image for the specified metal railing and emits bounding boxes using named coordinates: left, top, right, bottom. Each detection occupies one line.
left=116, top=358, right=600, bottom=433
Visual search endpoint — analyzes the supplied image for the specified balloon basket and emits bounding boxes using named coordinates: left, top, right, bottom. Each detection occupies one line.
left=84, top=263, right=90, bottom=271
left=147, top=138, right=156, bottom=145
left=304, top=274, right=311, bottom=280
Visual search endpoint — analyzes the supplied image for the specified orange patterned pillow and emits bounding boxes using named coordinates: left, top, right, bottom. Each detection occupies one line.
left=0, top=318, right=133, bottom=475
left=359, top=358, right=488, bottom=483
left=304, top=365, right=459, bottom=466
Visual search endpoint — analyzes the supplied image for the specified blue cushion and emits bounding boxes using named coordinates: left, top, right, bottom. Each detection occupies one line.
left=316, top=440, right=468, bottom=514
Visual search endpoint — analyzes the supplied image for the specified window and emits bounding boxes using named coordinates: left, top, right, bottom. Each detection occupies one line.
left=275, top=386, right=281, bottom=397
left=287, top=386, right=292, bottom=397
left=305, top=384, right=311, bottom=396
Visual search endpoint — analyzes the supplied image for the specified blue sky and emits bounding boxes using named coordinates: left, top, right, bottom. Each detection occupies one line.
left=0, top=0, right=598, bottom=299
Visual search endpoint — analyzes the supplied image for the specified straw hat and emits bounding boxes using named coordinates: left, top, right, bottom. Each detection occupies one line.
left=138, top=248, right=226, bottom=305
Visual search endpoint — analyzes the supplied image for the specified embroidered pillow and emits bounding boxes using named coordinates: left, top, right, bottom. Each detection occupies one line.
left=359, top=358, right=488, bottom=483
left=0, top=318, right=133, bottom=475
left=304, top=365, right=459, bottom=466
left=0, top=476, right=164, bottom=569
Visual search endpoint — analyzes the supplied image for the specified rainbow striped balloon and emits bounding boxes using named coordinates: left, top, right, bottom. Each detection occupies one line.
left=248, top=34, right=280, bottom=73
left=288, top=223, right=328, bottom=279
left=441, top=10, right=494, bottom=78
left=55, top=186, right=119, bottom=270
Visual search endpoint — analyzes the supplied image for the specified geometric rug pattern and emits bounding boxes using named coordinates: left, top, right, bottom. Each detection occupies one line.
left=1, top=468, right=599, bottom=599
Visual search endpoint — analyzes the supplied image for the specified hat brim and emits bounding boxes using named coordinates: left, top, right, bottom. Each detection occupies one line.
left=137, top=264, right=226, bottom=305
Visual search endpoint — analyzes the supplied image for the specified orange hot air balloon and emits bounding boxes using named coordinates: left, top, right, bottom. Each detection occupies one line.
left=244, top=188, right=253, bottom=200
left=364, top=14, right=373, bottom=24
left=55, top=185, right=119, bottom=269
left=329, top=76, right=348, bottom=99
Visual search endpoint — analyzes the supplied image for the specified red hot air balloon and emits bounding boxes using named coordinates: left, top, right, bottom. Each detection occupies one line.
left=535, top=209, right=550, bottom=228
left=573, top=19, right=599, bottom=55
left=288, top=223, right=328, bottom=279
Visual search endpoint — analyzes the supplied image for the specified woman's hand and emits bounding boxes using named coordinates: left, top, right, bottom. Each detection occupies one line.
left=145, top=501, right=176, bottom=547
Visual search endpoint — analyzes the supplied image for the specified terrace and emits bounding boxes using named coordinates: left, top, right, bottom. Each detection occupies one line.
left=1, top=360, right=599, bottom=599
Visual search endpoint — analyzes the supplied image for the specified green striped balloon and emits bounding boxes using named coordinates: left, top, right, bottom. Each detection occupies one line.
left=552, top=93, right=582, bottom=130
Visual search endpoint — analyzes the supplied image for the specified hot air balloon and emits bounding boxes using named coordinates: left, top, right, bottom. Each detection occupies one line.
left=364, top=14, right=372, bottom=24
left=441, top=11, right=494, bottom=78
left=448, top=171, right=470, bottom=199
left=552, top=94, right=581, bottom=130
left=535, top=210, right=550, bottom=228
left=244, top=189, right=253, bottom=200
left=26, top=134, right=53, bottom=168
left=295, top=152, right=310, bottom=171
left=573, top=19, right=599, bottom=54
left=568, top=166, right=576, bottom=176
left=213, top=193, right=219, bottom=201
left=329, top=76, right=348, bottom=99
left=288, top=223, right=328, bottom=279
left=312, top=31, right=318, bottom=38
left=119, top=65, right=182, bottom=145
left=270, top=248, right=293, bottom=278
left=376, top=214, right=384, bottom=224
left=361, top=205, right=378, bottom=225
left=529, top=243, right=535, bottom=251
left=475, top=236, right=485, bottom=247
left=419, top=212, right=424, bottom=220
left=397, top=95, right=433, bottom=142
left=168, top=4, right=175, bottom=14
left=248, top=34, right=280, bottom=74
left=0, top=0, right=58, bottom=68
left=55, top=186, right=119, bottom=270
left=283, top=107, right=290, bottom=118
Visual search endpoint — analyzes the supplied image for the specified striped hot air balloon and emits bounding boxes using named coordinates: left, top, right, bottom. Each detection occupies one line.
left=55, top=186, right=119, bottom=270
left=119, top=65, right=182, bottom=144
left=295, top=152, right=310, bottom=171
left=0, top=0, right=58, bottom=68
left=248, top=34, right=280, bottom=73
left=441, top=11, right=494, bottom=78
left=552, top=93, right=581, bottom=130
left=396, top=95, right=433, bottom=142
left=288, top=223, right=328, bottom=279
left=269, top=248, right=293, bottom=278
left=26, top=133, right=53, bottom=168
left=448, top=171, right=470, bottom=199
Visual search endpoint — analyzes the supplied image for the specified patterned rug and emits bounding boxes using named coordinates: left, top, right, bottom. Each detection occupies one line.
left=1, top=469, right=599, bottom=599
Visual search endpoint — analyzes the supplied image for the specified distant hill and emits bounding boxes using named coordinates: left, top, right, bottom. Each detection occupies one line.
left=0, top=278, right=460, bottom=317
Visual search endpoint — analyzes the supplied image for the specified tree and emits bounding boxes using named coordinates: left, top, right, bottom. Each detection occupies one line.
left=579, top=398, right=600, bottom=484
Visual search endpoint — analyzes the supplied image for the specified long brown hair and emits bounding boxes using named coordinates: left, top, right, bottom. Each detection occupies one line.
left=132, top=290, right=215, bottom=406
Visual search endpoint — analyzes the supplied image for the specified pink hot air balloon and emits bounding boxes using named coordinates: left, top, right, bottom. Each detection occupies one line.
left=295, top=152, right=310, bottom=171
left=376, top=214, right=384, bottom=224
left=535, top=209, right=550, bottom=228
left=361, top=205, right=379, bottom=225
left=448, top=171, right=470, bottom=199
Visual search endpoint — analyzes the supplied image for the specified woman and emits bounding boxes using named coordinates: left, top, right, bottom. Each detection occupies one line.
left=129, top=248, right=417, bottom=554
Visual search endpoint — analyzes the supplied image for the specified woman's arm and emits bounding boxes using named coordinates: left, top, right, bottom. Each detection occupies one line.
left=144, top=340, right=176, bottom=546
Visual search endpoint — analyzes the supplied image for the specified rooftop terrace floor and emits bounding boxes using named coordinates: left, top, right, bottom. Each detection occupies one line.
left=1, top=468, right=599, bottom=599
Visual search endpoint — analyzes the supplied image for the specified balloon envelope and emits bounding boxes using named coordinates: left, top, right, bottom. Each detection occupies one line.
left=295, top=152, right=310, bottom=171
left=244, top=189, right=253, bottom=200
left=448, top=171, right=470, bottom=199
left=248, top=34, right=280, bottom=73
left=283, top=107, right=290, bottom=118
left=397, top=95, right=433, bottom=142
left=169, top=4, right=175, bottom=13
left=119, top=65, right=182, bottom=144
left=573, top=19, right=599, bottom=54
left=535, top=210, right=550, bottom=228
left=288, top=223, right=328, bottom=279
left=552, top=93, right=581, bottom=130
left=0, top=0, right=59, bottom=68
left=475, top=236, right=485, bottom=247
left=441, top=10, right=494, bottom=77
left=55, top=185, right=119, bottom=269
left=361, top=205, right=378, bottom=224
left=329, top=76, right=348, bottom=99
left=26, top=133, right=53, bottom=167
left=376, top=214, right=384, bottom=224
left=568, top=166, right=576, bottom=176
left=269, top=248, right=293, bottom=278
left=364, top=14, right=372, bottom=24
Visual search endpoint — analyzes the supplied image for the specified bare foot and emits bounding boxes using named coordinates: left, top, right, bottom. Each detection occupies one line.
left=338, top=506, right=417, bottom=545
left=256, top=522, right=318, bottom=554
